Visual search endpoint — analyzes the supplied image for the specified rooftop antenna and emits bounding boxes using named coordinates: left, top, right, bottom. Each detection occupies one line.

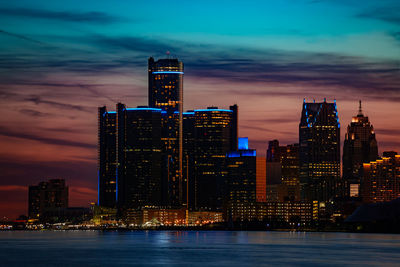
left=358, top=100, right=363, bottom=115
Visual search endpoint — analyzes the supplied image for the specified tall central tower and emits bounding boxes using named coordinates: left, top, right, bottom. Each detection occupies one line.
left=148, top=57, right=184, bottom=206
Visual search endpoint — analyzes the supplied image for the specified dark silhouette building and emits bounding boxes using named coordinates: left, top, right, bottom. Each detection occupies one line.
left=148, top=57, right=184, bottom=206
left=226, top=138, right=266, bottom=221
left=98, top=107, right=117, bottom=208
left=266, top=140, right=300, bottom=201
left=183, top=106, right=238, bottom=211
left=299, top=99, right=340, bottom=203
left=28, top=179, right=68, bottom=220
left=343, top=101, right=378, bottom=198
left=116, top=104, right=163, bottom=209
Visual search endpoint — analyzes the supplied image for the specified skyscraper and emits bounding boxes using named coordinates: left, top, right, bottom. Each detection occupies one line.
left=98, top=107, right=117, bottom=208
left=116, top=104, right=163, bottom=209
left=148, top=57, right=184, bottom=206
left=226, top=138, right=265, bottom=221
left=190, top=106, right=238, bottom=211
left=343, top=101, right=378, bottom=198
left=299, top=99, right=340, bottom=202
left=28, top=179, right=68, bottom=220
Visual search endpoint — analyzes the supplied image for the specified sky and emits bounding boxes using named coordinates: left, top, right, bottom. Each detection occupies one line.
left=0, top=0, right=399, bottom=219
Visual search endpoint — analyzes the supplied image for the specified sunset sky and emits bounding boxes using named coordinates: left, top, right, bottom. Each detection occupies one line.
left=0, top=0, right=399, bottom=219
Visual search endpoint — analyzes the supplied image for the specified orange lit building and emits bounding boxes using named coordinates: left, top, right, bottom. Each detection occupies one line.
left=362, top=153, right=400, bottom=203
left=143, top=208, right=186, bottom=225
left=256, top=157, right=267, bottom=202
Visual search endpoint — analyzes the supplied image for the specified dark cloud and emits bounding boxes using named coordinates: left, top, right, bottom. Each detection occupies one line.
left=357, top=6, right=400, bottom=25
left=0, top=8, right=123, bottom=24
left=1, top=33, right=398, bottom=104
left=25, top=95, right=93, bottom=112
left=375, top=128, right=400, bottom=136
left=246, top=118, right=300, bottom=124
left=0, top=126, right=96, bottom=149
left=0, top=29, right=44, bottom=44
left=19, top=108, right=52, bottom=117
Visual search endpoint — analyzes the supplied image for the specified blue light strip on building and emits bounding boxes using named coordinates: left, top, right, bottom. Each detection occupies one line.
left=227, top=150, right=256, bottom=158
left=126, top=108, right=162, bottom=111
left=183, top=112, right=195, bottom=115
left=152, top=71, right=184, bottom=74
left=194, top=109, right=233, bottom=113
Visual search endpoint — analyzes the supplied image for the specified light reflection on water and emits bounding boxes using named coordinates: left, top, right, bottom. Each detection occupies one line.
left=1, top=231, right=400, bottom=266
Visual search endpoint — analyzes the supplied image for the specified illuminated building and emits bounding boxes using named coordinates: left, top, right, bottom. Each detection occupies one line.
left=98, top=107, right=117, bottom=208
left=116, top=103, right=163, bottom=209
left=343, top=101, right=378, bottom=198
left=148, top=57, right=183, bottom=113
left=266, top=140, right=300, bottom=201
left=191, top=106, right=238, bottom=211
left=142, top=207, right=187, bottom=226
left=226, top=138, right=265, bottom=221
left=148, top=57, right=184, bottom=206
left=28, top=179, right=68, bottom=220
left=264, top=201, right=313, bottom=224
left=299, top=99, right=340, bottom=202
left=362, top=153, right=400, bottom=203
left=187, top=211, right=224, bottom=225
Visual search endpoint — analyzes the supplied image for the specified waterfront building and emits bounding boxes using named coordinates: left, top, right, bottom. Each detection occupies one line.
left=98, top=107, right=117, bottom=208
left=299, top=99, right=341, bottom=202
left=264, top=201, right=313, bottom=224
left=28, top=179, right=68, bottom=220
left=343, top=101, right=378, bottom=198
left=362, top=152, right=400, bottom=203
left=116, top=104, right=163, bottom=209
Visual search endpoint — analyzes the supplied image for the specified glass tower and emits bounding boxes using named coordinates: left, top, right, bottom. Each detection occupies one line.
left=299, top=99, right=340, bottom=202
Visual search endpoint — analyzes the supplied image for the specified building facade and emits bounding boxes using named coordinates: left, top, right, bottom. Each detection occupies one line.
left=116, top=104, right=163, bottom=209
left=343, top=101, right=378, bottom=198
left=28, top=179, right=68, bottom=220
left=299, top=99, right=340, bottom=202
left=226, top=138, right=260, bottom=221
left=362, top=153, right=400, bottom=203
left=189, top=106, right=238, bottom=211
left=148, top=57, right=184, bottom=206
left=98, top=107, right=117, bottom=208
left=266, top=140, right=300, bottom=201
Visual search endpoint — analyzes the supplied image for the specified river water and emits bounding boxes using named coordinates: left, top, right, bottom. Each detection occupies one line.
left=0, top=231, right=399, bottom=266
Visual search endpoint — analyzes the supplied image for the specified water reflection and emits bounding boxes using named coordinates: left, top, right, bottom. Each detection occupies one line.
left=0, top=231, right=400, bottom=266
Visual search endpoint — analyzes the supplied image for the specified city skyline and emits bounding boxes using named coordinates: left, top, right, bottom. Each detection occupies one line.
left=1, top=0, right=400, bottom=219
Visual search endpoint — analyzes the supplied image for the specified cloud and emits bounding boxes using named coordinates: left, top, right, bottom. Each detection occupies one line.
left=357, top=6, right=400, bottom=25
left=0, top=29, right=44, bottom=44
left=0, top=8, right=123, bottom=24
left=0, top=185, right=27, bottom=192
left=375, top=128, right=400, bottom=136
left=25, top=95, right=93, bottom=112
left=19, top=109, right=52, bottom=117
left=0, top=126, right=96, bottom=149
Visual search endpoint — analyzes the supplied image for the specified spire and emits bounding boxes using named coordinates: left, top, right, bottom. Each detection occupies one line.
left=358, top=100, right=363, bottom=116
